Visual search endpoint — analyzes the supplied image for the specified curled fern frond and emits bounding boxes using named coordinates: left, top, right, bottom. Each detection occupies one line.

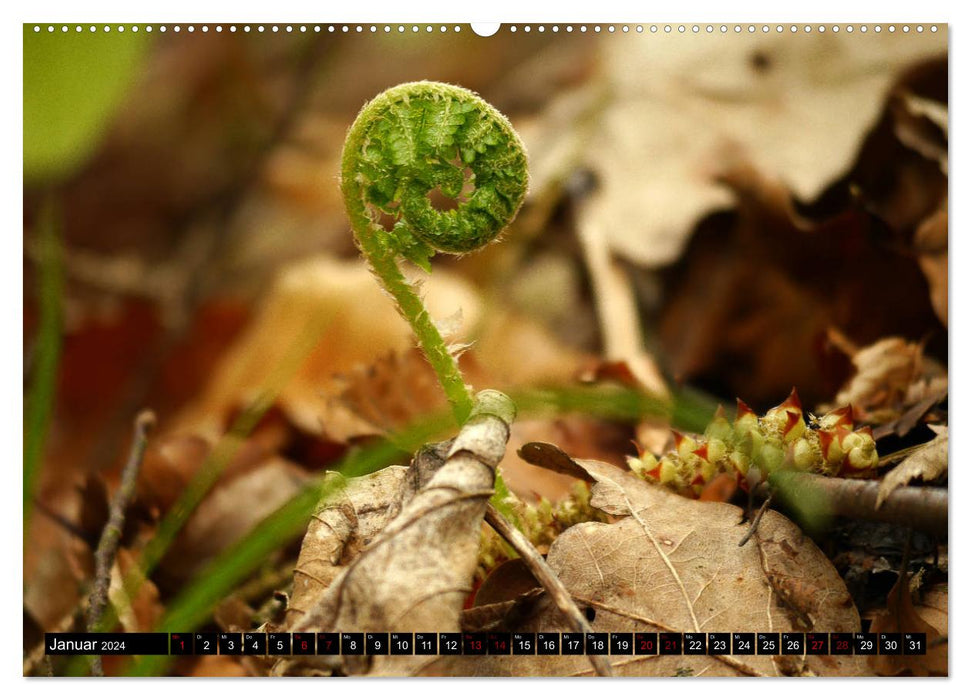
left=342, top=80, right=528, bottom=267
left=341, top=81, right=528, bottom=423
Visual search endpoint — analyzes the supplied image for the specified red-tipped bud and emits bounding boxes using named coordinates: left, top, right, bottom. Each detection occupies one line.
left=693, top=444, right=709, bottom=461
left=734, top=399, right=759, bottom=438
left=736, top=398, right=756, bottom=419
left=779, top=387, right=802, bottom=412
left=673, top=431, right=699, bottom=460
left=672, top=430, right=687, bottom=450
left=787, top=437, right=819, bottom=472
left=764, top=390, right=806, bottom=442
left=842, top=428, right=878, bottom=473
left=818, top=429, right=843, bottom=467
left=819, top=405, right=854, bottom=430
left=706, top=405, right=733, bottom=441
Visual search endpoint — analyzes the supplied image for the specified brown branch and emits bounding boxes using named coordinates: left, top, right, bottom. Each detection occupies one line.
left=484, top=503, right=614, bottom=678
left=85, top=410, right=156, bottom=675
left=766, top=473, right=946, bottom=536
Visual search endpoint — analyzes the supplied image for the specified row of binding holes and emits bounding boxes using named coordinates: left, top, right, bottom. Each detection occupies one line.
left=509, top=24, right=938, bottom=33
left=32, top=24, right=940, bottom=34
left=31, top=25, right=464, bottom=33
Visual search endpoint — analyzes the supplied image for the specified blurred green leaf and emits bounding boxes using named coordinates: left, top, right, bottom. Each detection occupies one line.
left=23, top=197, right=62, bottom=533
left=768, top=470, right=835, bottom=536
left=23, top=26, right=150, bottom=182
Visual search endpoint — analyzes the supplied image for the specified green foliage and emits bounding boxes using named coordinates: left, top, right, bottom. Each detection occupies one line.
left=341, top=81, right=529, bottom=423
left=23, top=26, right=150, bottom=182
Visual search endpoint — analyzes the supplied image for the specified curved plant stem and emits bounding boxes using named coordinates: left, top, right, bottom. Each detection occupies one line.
left=352, top=223, right=474, bottom=423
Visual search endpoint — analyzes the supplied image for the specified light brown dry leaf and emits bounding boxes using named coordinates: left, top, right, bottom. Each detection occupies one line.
left=425, top=458, right=866, bottom=677
left=877, top=429, right=947, bottom=508
left=336, top=306, right=591, bottom=446
left=24, top=538, right=85, bottom=631
left=520, top=31, right=946, bottom=268
left=825, top=335, right=947, bottom=423
left=576, top=212, right=668, bottom=397
left=277, top=395, right=514, bottom=677
left=892, top=91, right=948, bottom=175
left=336, top=348, right=452, bottom=436
left=284, top=466, right=415, bottom=629
left=137, top=433, right=271, bottom=514
left=914, top=582, right=948, bottom=638
left=501, top=417, right=632, bottom=503
left=869, top=574, right=947, bottom=676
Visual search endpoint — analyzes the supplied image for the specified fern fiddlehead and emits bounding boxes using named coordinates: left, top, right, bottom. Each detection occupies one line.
left=341, top=81, right=528, bottom=423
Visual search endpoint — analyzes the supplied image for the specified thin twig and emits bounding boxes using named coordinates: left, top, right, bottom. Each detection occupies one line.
left=23, top=606, right=83, bottom=676
left=738, top=492, right=774, bottom=547
left=484, top=503, right=614, bottom=677
left=85, top=410, right=156, bottom=675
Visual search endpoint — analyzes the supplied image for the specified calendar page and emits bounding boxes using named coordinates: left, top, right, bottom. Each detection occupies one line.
left=23, top=20, right=948, bottom=679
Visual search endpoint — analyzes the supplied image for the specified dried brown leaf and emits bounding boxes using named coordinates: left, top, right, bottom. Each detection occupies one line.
left=826, top=336, right=947, bottom=424
left=170, top=257, right=482, bottom=442
left=428, top=458, right=867, bottom=677
left=277, top=398, right=514, bottom=677
left=284, top=466, right=414, bottom=628
left=869, top=574, right=947, bottom=676
left=877, top=430, right=948, bottom=508
left=522, top=32, right=946, bottom=268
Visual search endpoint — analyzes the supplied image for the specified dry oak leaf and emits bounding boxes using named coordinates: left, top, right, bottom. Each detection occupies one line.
left=826, top=335, right=947, bottom=424
left=273, top=465, right=417, bottom=677
left=877, top=428, right=947, bottom=509
left=521, top=30, right=946, bottom=268
left=426, top=459, right=867, bottom=677
left=869, top=574, right=947, bottom=676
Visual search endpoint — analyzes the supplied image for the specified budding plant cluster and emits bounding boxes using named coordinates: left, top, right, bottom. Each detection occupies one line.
left=628, top=389, right=879, bottom=497
left=476, top=481, right=608, bottom=582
